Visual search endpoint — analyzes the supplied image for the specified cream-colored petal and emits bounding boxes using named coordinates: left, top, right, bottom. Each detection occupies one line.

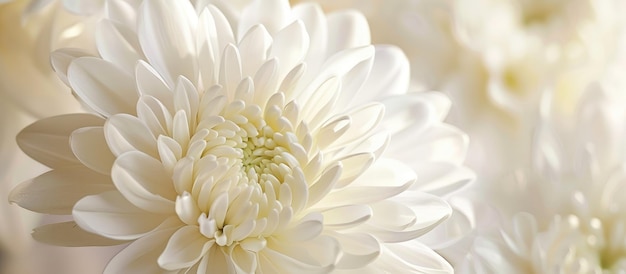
left=138, top=0, right=198, bottom=87
left=322, top=204, right=371, bottom=228
left=238, top=24, right=272, bottom=79
left=105, top=0, right=139, bottom=28
left=325, top=11, right=370, bottom=57
left=353, top=45, right=409, bottom=105
left=137, top=95, right=173, bottom=137
left=350, top=158, right=416, bottom=188
left=292, top=3, right=327, bottom=73
left=328, top=103, right=384, bottom=150
left=269, top=20, right=309, bottom=79
left=412, top=163, right=475, bottom=196
left=111, top=151, right=176, bottom=213
left=68, top=57, right=138, bottom=117
left=298, top=46, right=373, bottom=106
left=267, top=235, right=340, bottom=268
left=73, top=191, right=169, bottom=240
left=17, top=113, right=104, bottom=169
left=259, top=247, right=334, bottom=274
left=105, top=113, right=158, bottom=157
left=300, top=76, right=340, bottom=129
left=279, top=212, right=323, bottom=242
left=50, top=48, right=93, bottom=86
left=96, top=19, right=144, bottom=75
left=324, top=231, right=380, bottom=269
left=135, top=60, right=174, bottom=111
left=32, top=221, right=127, bottom=247
left=333, top=152, right=375, bottom=189
left=238, top=0, right=290, bottom=38
left=364, top=242, right=453, bottom=273
left=200, top=245, right=237, bottom=273
left=157, top=226, right=212, bottom=270
left=390, top=124, right=469, bottom=165
left=230, top=245, right=257, bottom=273
left=218, top=44, right=243, bottom=95
left=9, top=166, right=113, bottom=214
left=70, top=126, right=116, bottom=175
left=320, top=180, right=412, bottom=210
left=368, top=192, right=451, bottom=243
left=379, top=93, right=439, bottom=136
left=307, top=163, right=342, bottom=208
left=104, top=227, right=179, bottom=274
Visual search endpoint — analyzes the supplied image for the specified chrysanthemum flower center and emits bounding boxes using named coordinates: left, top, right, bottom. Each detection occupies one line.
left=170, top=91, right=307, bottom=248
left=242, top=126, right=291, bottom=184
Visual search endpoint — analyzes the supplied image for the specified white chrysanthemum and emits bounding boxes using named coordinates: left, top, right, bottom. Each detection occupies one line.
left=10, top=0, right=473, bottom=272
left=460, top=84, right=626, bottom=273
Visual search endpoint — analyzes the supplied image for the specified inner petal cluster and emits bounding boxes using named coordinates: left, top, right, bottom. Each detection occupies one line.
left=145, top=81, right=312, bottom=252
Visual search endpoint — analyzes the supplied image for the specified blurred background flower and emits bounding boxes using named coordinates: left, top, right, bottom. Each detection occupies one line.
left=460, top=81, right=626, bottom=273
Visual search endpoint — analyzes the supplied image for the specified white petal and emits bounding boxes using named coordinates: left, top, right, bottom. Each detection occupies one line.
left=320, top=180, right=412, bottom=209
left=268, top=235, right=340, bottom=268
left=17, top=114, right=104, bottom=168
left=373, top=242, right=453, bottom=273
left=205, top=5, right=235, bottom=60
left=73, top=191, right=170, bottom=240
left=71, top=126, right=116, bottom=175
left=269, top=20, right=309, bottom=79
left=230, top=245, right=257, bottom=273
left=104, top=227, right=179, bottom=274
left=351, top=158, right=416, bottom=188
left=307, top=163, right=342, bottom=207
left=370, top=192, right=451, bottom=242
left=259, top=247, right=334, bottom=274
left=413, top=163, right=475, bottom=196
left=32, top=221, right=126, bottom=246
left=322, top=204, right=371, bottom=228
left=51, top=48, right=92, bottom=86
left=326, top=231, right=380, bottom=269
left=173, top=76, right=199, bottom=126
left=238, top=0, right=290, bottom=38
left=253, top=58, right=280, bottom=105
left=280, top=212, right=323, bottom=242
left=334, top=152, right=375, bottom=189
left=325, top=11, right=370, bottom=56
left=105, top=113, right=158, bottom=157
left=138, top=0, right=198, bottom=87
left=379, top=93, right=439, bottom=136
left=300, top=76, right=340, bottom=130
left=292, top=3, right=327, bottom=72
left=299, top=46, right=373, bottom=105
left=9, top=166, right=113, bottom=214
left=105, top=0, right=138, bottom=28
left=68, top=57, right=138, bottom=116
left=200, top=245, right=236, bottom=273
left=137, top=95, right=173, bottom=137
left=238, top=24, right=272, bottom=78
left=158, top=226, right=212, bottom=270
left=218, top=44, right=242, bottom=95
left=135, top=60, right=174, bottom=111
left=329, top=103, right=385, bottom=150
left=96, top=19, right=144, bottom=75
left=111, top=151, right=176, bottom=213
left=394, top=124, right=469, bottom=165
left=354, top=45, right=409, bottom=105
